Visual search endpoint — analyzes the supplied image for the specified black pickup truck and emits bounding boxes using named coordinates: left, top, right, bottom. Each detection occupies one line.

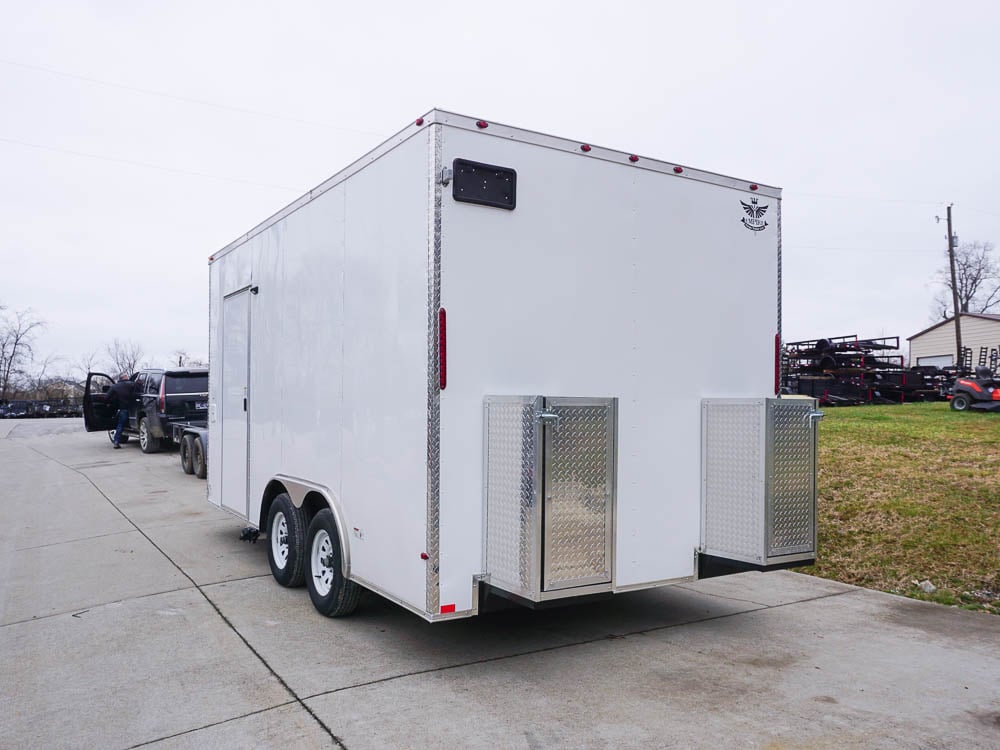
left=83, top=368, right=208, bottom=454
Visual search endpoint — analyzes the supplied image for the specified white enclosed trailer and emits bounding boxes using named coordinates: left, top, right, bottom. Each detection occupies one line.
left=208, top=110, right=821, bottom=621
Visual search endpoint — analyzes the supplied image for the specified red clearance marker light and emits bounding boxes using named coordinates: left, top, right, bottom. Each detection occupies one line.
left=629, top=155, right=639, bottom=163
left=673, top=166, right=683, bottom=174
left=750, top=183, right=759, bottom=191
left=775, top=333, right=781, bottom=395
left=580, top=144, right=591, bottom=152
left=476, top=120, right=488, bottom=129
left=415, top=117, right=424, bottom=126
left=440, top=604, right=456, bottom=614
left=420, top=552, right=429, bottom=560
left=438, top=308, right=447, bottom=390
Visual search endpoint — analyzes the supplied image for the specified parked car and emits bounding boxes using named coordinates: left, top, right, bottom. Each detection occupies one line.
left=83, top=368, right=209, bottom=452
left=4, top=400, right=34, bottom=418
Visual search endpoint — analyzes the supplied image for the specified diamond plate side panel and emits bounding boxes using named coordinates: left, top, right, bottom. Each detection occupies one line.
left=543, top=401, right=614, bottom=590
left=484, top=397, right=540, bottom=598
left=702, top=401, right=765, bottom=564
left=767, top=400, right=816, bottom=557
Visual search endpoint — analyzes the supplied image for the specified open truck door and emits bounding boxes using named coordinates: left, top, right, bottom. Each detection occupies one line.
left=83, top=372, right=117, bottom=432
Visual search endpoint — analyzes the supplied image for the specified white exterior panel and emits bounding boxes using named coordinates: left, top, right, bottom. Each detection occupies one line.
left=209, top=131, right=431, bottom=612
left=437, top=126, right=778, bottom=595
left=338, top=133, right=430, bottom=609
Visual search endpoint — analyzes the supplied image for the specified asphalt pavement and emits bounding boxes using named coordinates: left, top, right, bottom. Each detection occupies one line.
left=1, top=419, right=998, bottom=749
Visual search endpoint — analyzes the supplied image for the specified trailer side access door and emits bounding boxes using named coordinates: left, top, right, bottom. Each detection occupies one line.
left=484, top=396, right=617, bottom=601
left=220, top=289, right=251, bottom=518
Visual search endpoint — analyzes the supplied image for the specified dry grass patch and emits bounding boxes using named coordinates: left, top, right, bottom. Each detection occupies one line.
left=797, top=402, right=1000, bottom=614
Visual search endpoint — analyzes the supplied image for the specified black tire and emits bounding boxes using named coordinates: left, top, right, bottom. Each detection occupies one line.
left=266, top=494, right=307, bottom=587
left=192, top=436, right=207, bottom=479
left=305, top=509, right=360, bottom=617
left=180, top=434, right=195, bottom=474
left=951, top=393, right=971, bottom=411
left=107, top=430, right=130, bottom=445
left=138, top=417, right=160, bottom=453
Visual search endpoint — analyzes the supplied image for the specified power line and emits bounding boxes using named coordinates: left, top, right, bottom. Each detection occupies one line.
left=786, top=190, right=946, bottom=206
left=0, top=136, right=299, bottom=191
left=0, top=58, right=385, bottom=138
left=786, top=192, right=1000, bottom=221
left=785, top=250, right=939, bottom=255
left=962, top=206, right=1000, bottom=219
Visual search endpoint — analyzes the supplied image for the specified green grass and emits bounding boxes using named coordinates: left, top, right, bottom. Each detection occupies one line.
left=796, top=402, right=1000, bottom=614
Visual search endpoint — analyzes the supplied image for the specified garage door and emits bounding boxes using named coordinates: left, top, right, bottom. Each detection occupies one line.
left=917, top=355, right=953, bottom=368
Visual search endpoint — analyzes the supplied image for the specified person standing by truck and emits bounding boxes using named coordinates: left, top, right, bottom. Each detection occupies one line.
left=108, top=374, right=138, bottom=449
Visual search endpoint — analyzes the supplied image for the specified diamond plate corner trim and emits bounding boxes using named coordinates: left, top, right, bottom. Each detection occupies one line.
left=484, top=397, right=541, bottom=598
left=542, top=400, right=615, bottom=590
left=425, top=124, right=443, bottom=614
left=702, top=400, right=765, bottom=563
left=766, top=399, right=816, bottom=557
left=777, top=197, right=782, bottom=352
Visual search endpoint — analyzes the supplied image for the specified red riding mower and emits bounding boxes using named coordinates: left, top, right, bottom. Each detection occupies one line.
left=950, top=367, right=1000, bottom=412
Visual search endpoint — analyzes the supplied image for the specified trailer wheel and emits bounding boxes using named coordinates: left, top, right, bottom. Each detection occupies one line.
left=139, top=417, right=160, bottom=453
left=267, top=494, right=307, bottom=587
left=951, top=394, right=971, bottom=411
left=180, top=434, right=195, bottom=474
left=306, top=509, right=360, bottom=617
left=192, top=435, right=207, bottom=479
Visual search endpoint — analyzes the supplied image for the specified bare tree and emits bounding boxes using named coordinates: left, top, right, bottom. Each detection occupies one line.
left=74, top=349, right=102, bottom=380
left=932, top=241, right=1000, bottom=319
left=106, top=339, right=144, bottom=378
left=0, top=308, right=46, bottom=402
left=171, top=349, right=188, bottom=367
left=27, top=354, right=64, bottom=399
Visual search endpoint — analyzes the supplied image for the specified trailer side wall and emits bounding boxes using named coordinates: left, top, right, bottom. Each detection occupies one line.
left=209, top=132, right=432, bottom=611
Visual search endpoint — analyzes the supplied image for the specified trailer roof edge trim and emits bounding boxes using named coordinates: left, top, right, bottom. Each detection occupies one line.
left=433, top=110, right=781, bottom=199
left=210, top=109, right=782, bottom=264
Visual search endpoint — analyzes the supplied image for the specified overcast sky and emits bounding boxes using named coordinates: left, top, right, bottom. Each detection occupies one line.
left=2, top=0, right=998, bottom=374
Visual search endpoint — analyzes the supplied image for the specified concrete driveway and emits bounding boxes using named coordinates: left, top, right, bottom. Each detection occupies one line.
left=1, top=419, right=998, bottom=749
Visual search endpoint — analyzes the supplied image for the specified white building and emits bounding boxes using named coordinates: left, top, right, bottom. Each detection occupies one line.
left=908, top=313, right=1000, bottom=368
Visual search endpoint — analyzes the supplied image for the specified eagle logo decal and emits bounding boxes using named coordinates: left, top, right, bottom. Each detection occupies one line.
left=740, top=196, right=769, bottom=232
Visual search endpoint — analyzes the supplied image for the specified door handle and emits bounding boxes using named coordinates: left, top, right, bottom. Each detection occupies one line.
left=537, top=410, right=560, bottom=428
left=243, top=398, right=247, bottom=412
left=804, top=410, right=824, bottom=426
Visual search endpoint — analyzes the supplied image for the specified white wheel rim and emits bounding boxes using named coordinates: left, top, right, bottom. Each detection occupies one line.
left=270, top=512, right=289, bottom=569
left=311, top=529, right=334, bottom=596
left=139, top=422, right=148, bottom=449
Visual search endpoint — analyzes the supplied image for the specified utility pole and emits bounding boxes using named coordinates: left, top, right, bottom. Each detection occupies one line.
left=946, top=205, right=963, bottom=369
